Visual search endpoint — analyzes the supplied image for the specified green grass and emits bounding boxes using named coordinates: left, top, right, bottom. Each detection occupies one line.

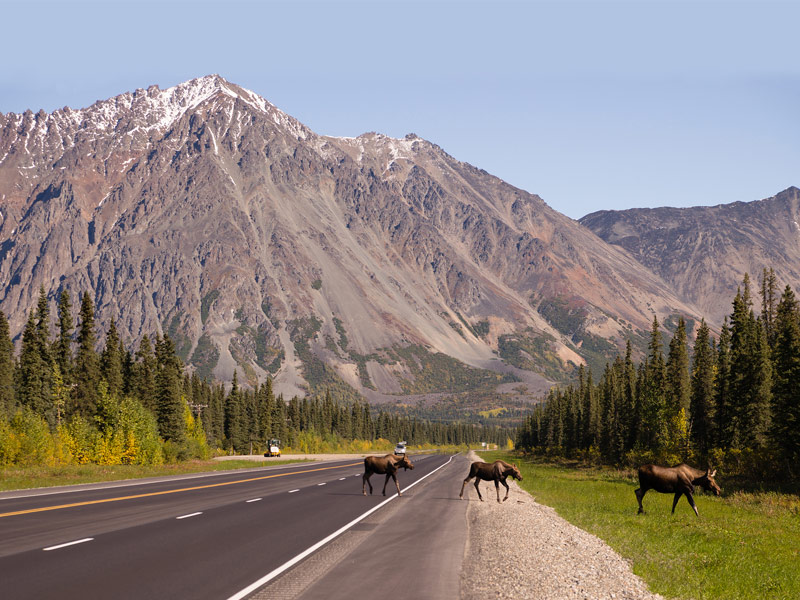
left=0, top=459, right=309, bottom=492
left=481, top=451, right=800, bottom=600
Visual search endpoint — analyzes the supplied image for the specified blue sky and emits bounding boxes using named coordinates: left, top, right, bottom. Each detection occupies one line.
left=1, top=0, right=797, bottom=219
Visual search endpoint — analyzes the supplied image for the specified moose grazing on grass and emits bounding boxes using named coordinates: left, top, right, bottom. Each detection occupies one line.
left=459, top=460, right=523, bottom=503
left=635, top=463, right=721, bottom=516
left=362, top=453, right=415, bottom=497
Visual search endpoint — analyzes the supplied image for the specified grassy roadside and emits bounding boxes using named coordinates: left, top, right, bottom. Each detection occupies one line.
left=481, top=451, right=799, bottom=600
left=0, top=459, right=309, bottom=492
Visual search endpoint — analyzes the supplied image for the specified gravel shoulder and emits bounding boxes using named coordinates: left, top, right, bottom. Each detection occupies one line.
left=460, top=452, right=663, bottom=600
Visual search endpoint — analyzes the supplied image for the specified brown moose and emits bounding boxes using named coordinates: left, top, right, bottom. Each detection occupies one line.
left=362, top=453, right=414, bottom=497
left=635, top=463, right=721, bottom=516
left=459, top=459, right=522, bottom=503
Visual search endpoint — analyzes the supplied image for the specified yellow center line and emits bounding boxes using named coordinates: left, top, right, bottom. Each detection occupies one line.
left=0, top=462, right=362, bottom=519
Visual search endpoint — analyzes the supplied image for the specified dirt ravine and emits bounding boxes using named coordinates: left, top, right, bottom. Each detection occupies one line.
left=460, top=452, right=662, bottom=600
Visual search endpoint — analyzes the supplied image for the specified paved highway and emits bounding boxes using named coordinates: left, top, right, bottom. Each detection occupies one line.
left=0, top=453, right=467, bottom=599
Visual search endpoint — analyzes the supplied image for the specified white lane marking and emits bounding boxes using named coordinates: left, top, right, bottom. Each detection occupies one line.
left=226, top=455, right=455, bottom=600
left=317, top=483, right=326, bottom=486
left=288, top=489, right=300, bottom=494
left=176, top=512, right=202, bottom=519
left=246, top=498, right=263, bottom=503
left=43, top=538, right=94, bottom=551
left=338, top=478, right=346, bottom=481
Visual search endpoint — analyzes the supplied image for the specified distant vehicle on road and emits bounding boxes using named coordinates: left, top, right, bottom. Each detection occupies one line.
left=264, top=439, right=281, bottom=457
left=394, top=441, right=407, bottom=455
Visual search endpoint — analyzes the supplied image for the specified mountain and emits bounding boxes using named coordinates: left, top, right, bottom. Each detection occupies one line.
left=0, top=75, right=701, bottom=401
left=580, top=187, right=800, bottom=325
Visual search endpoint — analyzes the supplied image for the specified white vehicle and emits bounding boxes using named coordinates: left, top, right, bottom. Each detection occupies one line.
left=264, top=438, right=281, bottom=457
left=394, top=441, right=407, bottom=455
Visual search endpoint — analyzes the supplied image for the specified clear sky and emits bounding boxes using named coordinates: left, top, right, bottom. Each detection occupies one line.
left=1, top=0, right=797, bottom=219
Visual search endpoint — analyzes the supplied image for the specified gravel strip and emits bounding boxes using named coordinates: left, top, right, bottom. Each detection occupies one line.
left=460, top=453, right=662, bottom=600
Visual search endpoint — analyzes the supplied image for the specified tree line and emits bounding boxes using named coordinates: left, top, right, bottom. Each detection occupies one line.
left=516, top=270, right=800, bottom=480
left=0, top=288, right=511, bottom=466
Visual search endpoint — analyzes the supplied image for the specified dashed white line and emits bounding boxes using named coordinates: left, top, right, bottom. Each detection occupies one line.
left=317, top=483, right=326, bottom=486
left=288, top=489, right=300, bottom=494
left=227, top=455, right=455, bottom=600
left=246, top=498, right=263, bottom=503
left=338, top=478, right=346, bottom=481
left=176, top=512, right=202, bottom=519
left=44, top=538, right=94, bottom=551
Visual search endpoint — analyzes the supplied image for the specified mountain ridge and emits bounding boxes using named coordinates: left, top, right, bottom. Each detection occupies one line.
left=580, top=186, right=800, bottom=324
left=1, top=76, right=705, bottom=401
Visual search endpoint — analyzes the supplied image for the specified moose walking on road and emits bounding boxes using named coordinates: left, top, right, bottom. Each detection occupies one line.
left=362, top=453, right=414, bottom=497
left=459, top=460, right=523, bottom=503
left=635, top=463, right=721, bottom=516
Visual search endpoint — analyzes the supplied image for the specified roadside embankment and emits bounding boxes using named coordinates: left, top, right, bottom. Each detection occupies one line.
left=460, top=451, right=661, bottom=600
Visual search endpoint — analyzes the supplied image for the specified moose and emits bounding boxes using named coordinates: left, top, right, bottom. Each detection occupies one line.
left=459, top=459, right=523, bottom=503
left=362, top=453, right=414, bottom=497
left=635, top=463, right=721, bottom=516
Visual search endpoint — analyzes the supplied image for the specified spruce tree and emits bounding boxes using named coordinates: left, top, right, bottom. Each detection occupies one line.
left=72, top=292, right=100, bottom=420
left=714, top=318, right=732, bottom=449
left=224, top=370, right=242, bottom=450
left=17, top=310, right=53, bottom=423
left=639, top=316, right=666, bottom=451
left=0, top=311, right=15, bottom=417
left=760, top=267, right=779, bottom=345
left=132, top=335, right=157, bottom=412
left=53, top=290, right=74, bottom=388
left=771, top=285, right=800, bottom=464
left=728, top=288, right=752, bottom=448
left=155, top=334, right=185, bottom=444
left=622, top=340, right=638, bottom=453
left=690, top=320, right=716, bottom=458
left=100, top=318, right=123, bottom=398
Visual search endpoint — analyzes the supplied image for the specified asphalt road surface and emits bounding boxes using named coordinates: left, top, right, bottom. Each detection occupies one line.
left=0, top=453, right=469, bottom=599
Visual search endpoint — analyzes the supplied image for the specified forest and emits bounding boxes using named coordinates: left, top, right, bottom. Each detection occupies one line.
left=0, top=289, right=512, bottom=467
left=516, top=269, right=800, bottom=482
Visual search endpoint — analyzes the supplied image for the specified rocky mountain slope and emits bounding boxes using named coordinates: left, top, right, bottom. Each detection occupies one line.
left=0, top=75, right=701, bottom=400
left=580, top=186, right=800, bottom=325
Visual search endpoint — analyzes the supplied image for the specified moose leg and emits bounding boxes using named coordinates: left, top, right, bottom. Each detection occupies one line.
left=494, top=480, right=501, bottom=503
left=685, top=492, right=699, bottom=516
left=363, top=472, right=373, bottom=496
left=459, top=476, right=473, bottom=499
left=382, top=473, right=391, bottom=496
left=635, top=487, right=646, bottom=514
left=671, top=492, right=682, bottom=514
left=501, top=477, right=511, bottom=502
left=474, top=478, right=484, bottom=501
left=393, top=472, right=403, bottom=496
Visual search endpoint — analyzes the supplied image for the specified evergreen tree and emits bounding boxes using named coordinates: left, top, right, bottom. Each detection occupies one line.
left=690, top=320, right=716, bottom=458
left=72, top=292, right=100, bottom=420
left=155, top=334, right=185, bottom=443
left=771, top=285, right=800, bottom=465
left=132, top=335, right=157, bottom=412
left=666, top=317, right=691, bottom=414
left=745, top=317, right=772, bottom=448
left=665, top=317, right=691, bottom=457
left=100, top=318, right=123, bottom=398
left=17, top=310, right=53, bottom=424
left=728, top=288, right=751, bottom=448
left=622, top=340, right=638, bottom=453
left=760, top=267, right=779, bottom=345
left=714, top=318, right=733, bottom=449
left=0, top=311, right=15, bottom=416
left=639, top=316, right=666, bottom=450
left=224, top=370, right=242, bottom=450
left=53, top=289, right=73, bottom=388
left=729, top=278, right=772, bottom=449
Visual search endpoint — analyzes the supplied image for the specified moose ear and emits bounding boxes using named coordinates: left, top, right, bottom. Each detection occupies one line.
left=710, top=469, right=717, bottom=477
